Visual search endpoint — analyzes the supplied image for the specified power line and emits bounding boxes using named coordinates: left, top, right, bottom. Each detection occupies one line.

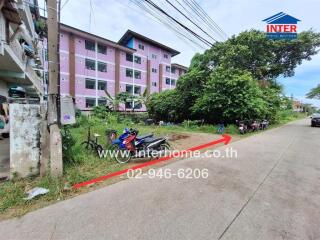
left=182, top=0, right=226, bottom=40
left=164, top=0, right=218, bottom=43
left=131, top=0, right=209, bottom=49
left=188, top=0, right=228, bottom=39
left=175, top=0, right=224, bottom=41
left=142, top=0, right=213, bottom=47
left=129, top=0, right=207, bottom=50
left=61, top=0, right=71, bottom=10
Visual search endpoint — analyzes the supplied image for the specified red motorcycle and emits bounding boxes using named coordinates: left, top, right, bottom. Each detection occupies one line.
left=113, top=129, right=170, bottom=164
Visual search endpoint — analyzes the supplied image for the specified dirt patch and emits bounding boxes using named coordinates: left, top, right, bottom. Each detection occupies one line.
left=169, top=132, right=222, bottom=150
left=168, top=133, right=189, bottom=141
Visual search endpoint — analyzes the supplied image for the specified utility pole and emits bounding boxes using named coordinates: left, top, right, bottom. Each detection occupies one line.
left=46, top=0, right=63, bottom=176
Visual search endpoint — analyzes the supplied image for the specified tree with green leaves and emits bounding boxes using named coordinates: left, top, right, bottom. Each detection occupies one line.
left=192, top=67, right=268, bottom=123
left=147, top=29, right=320, bottom=123
left=306, top=84, right=320, bottom=99
left=194, top=30, right=320, bottom=80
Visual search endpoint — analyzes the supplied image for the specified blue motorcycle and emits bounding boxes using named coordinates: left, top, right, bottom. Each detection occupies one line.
left=108, top=128, right=169, bottom=163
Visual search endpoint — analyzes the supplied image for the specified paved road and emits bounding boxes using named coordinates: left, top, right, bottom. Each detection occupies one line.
left=1, top=118, right=319, bottom=240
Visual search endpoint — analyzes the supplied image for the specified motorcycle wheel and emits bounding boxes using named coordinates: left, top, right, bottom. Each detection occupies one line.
left=157, top=143, right=171, bottom=158
left=81, top=141, right=94, bottom=151
left=111, top=145, right=132, bottom=164
left=95, top=144, right=104, bottom=157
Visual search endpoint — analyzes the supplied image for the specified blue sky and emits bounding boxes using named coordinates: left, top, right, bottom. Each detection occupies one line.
left=38, top=0, right=320, bottom=107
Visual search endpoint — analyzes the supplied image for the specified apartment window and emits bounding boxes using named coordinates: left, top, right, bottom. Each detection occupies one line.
left=152, top=54, right=157, bottom=59
left=126, top=53, right=133, bottom=62
left=85, top=40, right=95, bottom=51
left=126, top=84, right=133, bottom=93
left=134, top=86, right=141, bottom=95
left=166, top=78, right=171, bottom=85
left=126, top=69, right=133, bottom=77
left=134, top=56, right=141, bottom=64
left=85, top=78, right=96, bottom=89
left=97, top=44, right=107, bottom=54
left=166, top=66, right=170, bottom=72
left=98, top=98, right=107, bottom=106
left=85, top=98, right=96, bottom=108
left=44, top=72, right=49, bottom=84
left=171, top=67, right=176, bottom=74
left=152, top=68, right=157, bottom=73
left=85, top=59, right=95, bottom=70
left=171, top=79, right=176, bottom=86
left=138, top=43, right=144, bottom=50
left=134, top=70, right=141, bottom=79
left=98, top=62, right=107, bottom=72
left=125, top=101, right=133, bottom=109
left=134, top=102, right=142, bottom=109
left=152, top=82, right=157, bottom=87
left=164, top=54, right=168, bottom=59
left=98, top=80, right=107, bottom=90
left=44, top=49, right=48, bottom=61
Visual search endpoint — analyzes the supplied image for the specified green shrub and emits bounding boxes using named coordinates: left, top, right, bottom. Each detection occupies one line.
left=181, top=120, right=200, bottom=129
left=91, top=105, right=112, bottom=119
left=61, top=126, right=76, bottom=164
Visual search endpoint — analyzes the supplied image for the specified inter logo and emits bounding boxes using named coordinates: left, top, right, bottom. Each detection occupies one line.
left=263, top=12, right=300, bottom=40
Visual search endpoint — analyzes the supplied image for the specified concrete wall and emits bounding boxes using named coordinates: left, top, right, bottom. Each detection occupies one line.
left=10, top=104, right=41, bottom=178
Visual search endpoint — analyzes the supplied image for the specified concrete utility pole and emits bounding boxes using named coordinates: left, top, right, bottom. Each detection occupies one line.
left=46, top=0, right=63, bottom=176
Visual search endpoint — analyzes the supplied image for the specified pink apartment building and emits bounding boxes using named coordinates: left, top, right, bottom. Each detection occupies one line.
left=45, top=24, right=188, bottom=111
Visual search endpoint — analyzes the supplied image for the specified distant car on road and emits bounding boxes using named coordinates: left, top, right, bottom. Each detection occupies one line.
left=311, top=114, right=320, bottom=127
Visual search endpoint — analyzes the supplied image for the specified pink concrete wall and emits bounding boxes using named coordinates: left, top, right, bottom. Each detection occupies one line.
left=75, top=37, right=95, bottom=58
left=60, top=52, right=69, bottom=73
left=170, top=68, right=180, bottom=80
left=60, top=32, right=69, bottom=52
left=60, top=74, right=69, bottom=94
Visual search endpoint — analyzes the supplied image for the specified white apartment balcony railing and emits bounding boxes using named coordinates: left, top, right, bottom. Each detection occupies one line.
left=2, top=40, right=44, bottom=96
left=9, top=38, right=25, bottom=64
left=25, top=64, right=43, bottom=94
left=16, top=0, right=37, bottom=40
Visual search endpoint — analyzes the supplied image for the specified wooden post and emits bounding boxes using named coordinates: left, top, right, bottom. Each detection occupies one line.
left=47, top=0, right=63, bottom=176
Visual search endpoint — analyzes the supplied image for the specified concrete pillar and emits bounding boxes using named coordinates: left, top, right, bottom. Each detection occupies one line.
left=147, top=59, right=151, bottom=96
left=159, top=63, right=163, bottom=93
left=115, top=49, right=120, bottom=96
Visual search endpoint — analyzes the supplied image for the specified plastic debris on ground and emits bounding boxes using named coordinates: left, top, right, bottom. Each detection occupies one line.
left=23, top=187, right=49, bottom=200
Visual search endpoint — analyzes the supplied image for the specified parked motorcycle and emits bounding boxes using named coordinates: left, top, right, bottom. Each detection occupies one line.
left=260, top=119, right=269, bottom=130
left=237, top=120, right=248, bottom=134
left=110, top=129, right=170, bottom=164
left=250, top=120, right=260, bottom=132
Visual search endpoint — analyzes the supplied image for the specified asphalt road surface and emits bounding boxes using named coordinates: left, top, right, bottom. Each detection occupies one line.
left=0, top=118, right=319, bottom=240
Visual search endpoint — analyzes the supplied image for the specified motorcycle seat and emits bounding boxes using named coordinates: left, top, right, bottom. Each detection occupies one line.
left=143, top=137, right=164, bottom=143
left=136, top=134, right=154, bottom=140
